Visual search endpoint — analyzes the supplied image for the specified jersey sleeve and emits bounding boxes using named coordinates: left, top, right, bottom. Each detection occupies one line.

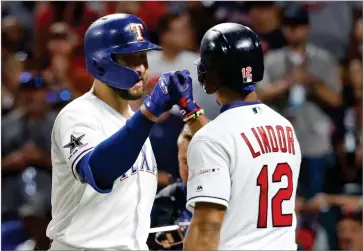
left=186, top=139, right=231, bottom=213
left=53, top=109, right=105, bottom=181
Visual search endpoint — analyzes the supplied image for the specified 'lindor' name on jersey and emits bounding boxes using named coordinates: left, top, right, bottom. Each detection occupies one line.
left=241, top=125, right=296, bottom=158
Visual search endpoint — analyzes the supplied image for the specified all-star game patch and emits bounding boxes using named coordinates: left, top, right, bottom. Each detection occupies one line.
left=63, top=134, right=86, bottom=156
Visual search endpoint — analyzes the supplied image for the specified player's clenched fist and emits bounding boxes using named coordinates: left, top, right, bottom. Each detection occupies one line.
left=142, top=72, right=177, bottom=118
left=168, top=70, right=204, bottom=122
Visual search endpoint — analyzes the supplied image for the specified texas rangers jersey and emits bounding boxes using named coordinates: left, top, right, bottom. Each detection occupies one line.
left=46, top=88, right=157, bottom=250
left=186, top=101, right=301, bottom=250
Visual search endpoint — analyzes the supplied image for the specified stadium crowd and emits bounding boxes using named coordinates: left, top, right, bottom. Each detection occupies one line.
left=1, top=1, right=362, bottom=250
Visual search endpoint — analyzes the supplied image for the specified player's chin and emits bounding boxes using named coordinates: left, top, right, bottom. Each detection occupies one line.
left=130, top=87, right=144, bottom=96
left=113, top=87, right=143, bottom=100
left=126, top=88, right=144, bottom=100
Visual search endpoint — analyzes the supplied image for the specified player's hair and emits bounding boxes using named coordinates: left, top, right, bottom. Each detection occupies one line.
left=177, top=125, right=192, bottom=145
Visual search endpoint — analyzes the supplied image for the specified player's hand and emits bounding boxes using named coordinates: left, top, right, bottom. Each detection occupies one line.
left=168, top=70, right=204, bottom=122
left=142, top=72, right=176, bottom=118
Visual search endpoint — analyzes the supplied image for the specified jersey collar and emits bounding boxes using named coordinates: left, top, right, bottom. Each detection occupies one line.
left=220, top=100, right=261, bottom=114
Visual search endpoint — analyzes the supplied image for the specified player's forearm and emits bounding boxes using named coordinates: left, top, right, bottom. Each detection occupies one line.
left=183, top=220, right=221, bottom=251
left=187, top=115, right=209, bottom=136
left=78, top=109, right=155, bottom=191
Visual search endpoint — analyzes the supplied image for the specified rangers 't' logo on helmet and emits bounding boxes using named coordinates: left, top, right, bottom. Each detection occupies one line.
left=130, top=23, right=144, bottom=41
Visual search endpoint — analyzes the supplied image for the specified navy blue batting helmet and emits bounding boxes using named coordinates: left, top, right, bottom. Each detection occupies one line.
left=196, top=23, right=264, bottom=92
left=84, top=14, right=162, bottom=90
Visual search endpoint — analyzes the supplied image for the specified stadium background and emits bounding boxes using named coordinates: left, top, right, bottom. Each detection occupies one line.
left=1, top=1, right=362, bottom=250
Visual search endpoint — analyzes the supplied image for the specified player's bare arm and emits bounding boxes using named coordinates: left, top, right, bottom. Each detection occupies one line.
left=184, top=202, right=226, bottom=251
left=186, top=115, right=209, bottom=136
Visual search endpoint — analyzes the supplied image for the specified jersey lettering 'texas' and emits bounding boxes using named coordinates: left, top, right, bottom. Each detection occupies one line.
left=186, top=102, right=301, bottom=250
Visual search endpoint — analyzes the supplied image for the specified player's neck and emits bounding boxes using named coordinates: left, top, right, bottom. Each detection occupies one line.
left=93, top=81, right=131, bottom=118
left=216, top=90, right=258, bottom=106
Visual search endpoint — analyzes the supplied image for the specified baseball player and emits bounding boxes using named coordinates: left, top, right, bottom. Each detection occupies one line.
left=46, top=14, right=203, bottom=250
left=178, top=23, right=302, bottom=250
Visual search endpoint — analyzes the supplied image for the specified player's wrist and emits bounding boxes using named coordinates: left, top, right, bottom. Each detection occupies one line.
left=180, top=101, right=204, bottom=123
left=140, top=104, right=159, bottom=122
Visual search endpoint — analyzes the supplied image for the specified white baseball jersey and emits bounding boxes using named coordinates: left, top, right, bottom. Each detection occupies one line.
left=46, top=89, right=157, bottom=250
left=186, top=101, right=301, bottom=250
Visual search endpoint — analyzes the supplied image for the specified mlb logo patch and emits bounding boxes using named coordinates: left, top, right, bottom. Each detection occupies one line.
left=253, top=107, right=263, bottom=114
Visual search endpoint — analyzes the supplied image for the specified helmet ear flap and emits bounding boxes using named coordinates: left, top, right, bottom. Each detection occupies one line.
left=93, top=59, right=105, bottom=76
left=196, top=60, right=207, bottom=84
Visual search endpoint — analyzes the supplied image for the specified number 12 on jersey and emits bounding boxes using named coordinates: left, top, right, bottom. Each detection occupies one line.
left=256, top=162, right=293, bottom=228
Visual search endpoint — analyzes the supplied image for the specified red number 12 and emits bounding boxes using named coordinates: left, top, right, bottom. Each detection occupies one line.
left=256, top=162, right=293, bottom=228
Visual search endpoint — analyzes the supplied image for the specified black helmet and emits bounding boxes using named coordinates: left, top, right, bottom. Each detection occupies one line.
left=196, top=23, right=264, bottom=93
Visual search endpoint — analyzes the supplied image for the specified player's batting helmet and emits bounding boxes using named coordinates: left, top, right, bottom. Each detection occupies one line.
left=196, top=23, right=264, bottom=92
left=84, top=14, right=162, bottom=90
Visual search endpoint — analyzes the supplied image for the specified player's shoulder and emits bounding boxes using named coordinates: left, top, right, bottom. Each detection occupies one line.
left=53, top=92, right=99, bottom=128
left=191, top=119, right=226, bottom=146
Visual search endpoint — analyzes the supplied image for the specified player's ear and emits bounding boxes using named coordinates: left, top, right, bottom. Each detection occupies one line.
left=204, top=73, right=220, bottom=94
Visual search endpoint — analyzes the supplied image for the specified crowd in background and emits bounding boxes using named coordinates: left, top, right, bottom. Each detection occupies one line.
left=1, top=1, right=362, bottom=250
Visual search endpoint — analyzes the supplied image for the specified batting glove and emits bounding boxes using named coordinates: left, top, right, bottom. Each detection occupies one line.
left=169, top=70, right=204, bottom=122
left=143, top=72, right=175, bottom=117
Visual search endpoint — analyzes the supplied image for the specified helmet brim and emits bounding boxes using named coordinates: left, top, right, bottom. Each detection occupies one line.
left=112, top=41, right=162, bottom=54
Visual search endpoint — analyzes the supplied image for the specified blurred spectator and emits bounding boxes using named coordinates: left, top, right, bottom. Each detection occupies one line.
left=331, top=57, right=362, bottom=184
left=295, top=195, right=330, bottom=250
left=182, top=2, right=218, bottom=47
left=307, top=148, right=362, bottom=249
left=42, top=22, right=76, bottom=94
left=257, top=7, right=342, bottom=198
left=278, top=2, right=362, bottom=61
left=336, top=211, right=363, bottom=251
left=33, top=2, right=99, bottom=94
left=151, top=126, right=192, bottom=250
left=347, top=17, right=363, bottom=61
left=207, top=1, right=250, bottom=25
left=103, top=2, right=167, bottom=42
left=148, top=12, right=220, bottom=120
left=245, top=1, right=286, bottom=54
left=2, top=52, right=26, bottom=116
left=1, top=74, right=56, bottom=249
left=1, top=2, right=36, bottom=36
left=1, top=16, right=31, bottom=56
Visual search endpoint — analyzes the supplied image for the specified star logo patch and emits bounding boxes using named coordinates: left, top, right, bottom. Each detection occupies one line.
left=63, top=134, right=85, bottom=154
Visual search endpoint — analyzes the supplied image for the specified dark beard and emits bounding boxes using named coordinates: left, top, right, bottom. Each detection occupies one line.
left=111, top=87, right=143, bottom=101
